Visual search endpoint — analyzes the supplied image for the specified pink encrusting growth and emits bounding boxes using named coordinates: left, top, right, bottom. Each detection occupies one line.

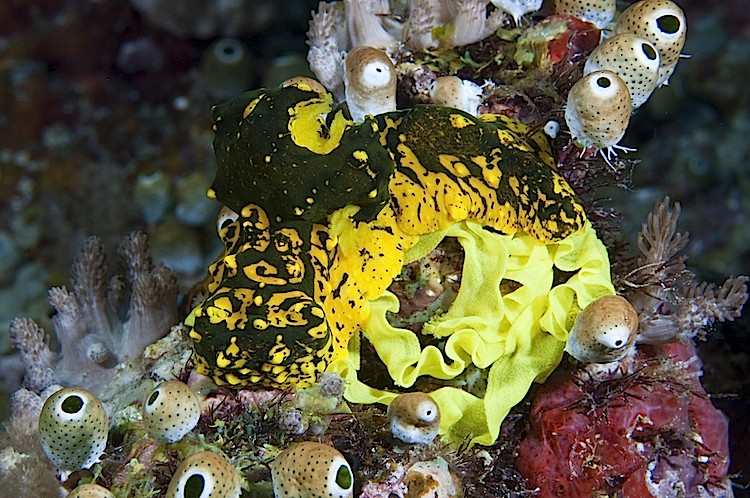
left=516, top=342, right=733, bottom=497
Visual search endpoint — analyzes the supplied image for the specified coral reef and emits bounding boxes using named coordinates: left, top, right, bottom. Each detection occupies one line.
left=359, top=456, right=461, bottom=498
left=516, top=195, right=746, bottom=497
left=0, top=0, right=747, bottom=496
left=0, top=406, right=62, bottom=497
left=280, top=371, right=349, bottom=435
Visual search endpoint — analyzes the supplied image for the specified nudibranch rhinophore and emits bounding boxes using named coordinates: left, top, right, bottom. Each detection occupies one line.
left=186, top=80, right=614, bottom=444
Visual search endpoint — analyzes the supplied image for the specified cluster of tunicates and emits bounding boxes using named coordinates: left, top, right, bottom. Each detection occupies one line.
left=564, top=0, right=687, bottom=155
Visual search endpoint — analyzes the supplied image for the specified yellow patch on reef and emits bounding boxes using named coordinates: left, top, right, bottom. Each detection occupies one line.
left=288, top=92, right=352, bottom=155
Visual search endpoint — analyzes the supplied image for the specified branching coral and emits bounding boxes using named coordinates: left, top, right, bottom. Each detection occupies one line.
left=9, top=232, right=178, bottom=397
left=9, top=319, right=55, bottom=394
left=307, top=1, right=347, bottom=100
left=619, top=198, right=748, bottom=344
left=344, top=0, right=402, bottom=50
left=405, top=0, right=450, bottom=51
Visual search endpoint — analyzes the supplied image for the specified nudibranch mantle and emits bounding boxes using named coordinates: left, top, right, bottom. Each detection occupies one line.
left=187, top=82, right=614, bottom=444
left=207, top=84, right=393, bottom=224
left=375, top=106, right=585, bottom=241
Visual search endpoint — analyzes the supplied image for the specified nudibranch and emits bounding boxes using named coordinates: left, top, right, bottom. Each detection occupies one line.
left=187, top=80, right=614, bottom=445
left=374, top=104, right=586, bottom=241
left=186, top=81, right=394, bottom=388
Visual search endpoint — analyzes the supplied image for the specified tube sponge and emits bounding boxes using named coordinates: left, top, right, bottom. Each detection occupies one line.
left=332, top=219, right=614, bottom=446
left=67, top=484, right=115, bottom=498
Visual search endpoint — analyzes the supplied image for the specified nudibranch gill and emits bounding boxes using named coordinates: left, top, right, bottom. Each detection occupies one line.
left=186, top=81, right=589, bottom=390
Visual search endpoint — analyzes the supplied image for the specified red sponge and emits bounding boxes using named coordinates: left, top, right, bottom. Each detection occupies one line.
left=516, top=342, right=731, bottom=497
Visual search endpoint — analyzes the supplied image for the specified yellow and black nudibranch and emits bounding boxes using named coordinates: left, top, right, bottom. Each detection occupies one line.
left=187, top=81, right=584, bottom=386
left=186, top=80, right=613, bottom=444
